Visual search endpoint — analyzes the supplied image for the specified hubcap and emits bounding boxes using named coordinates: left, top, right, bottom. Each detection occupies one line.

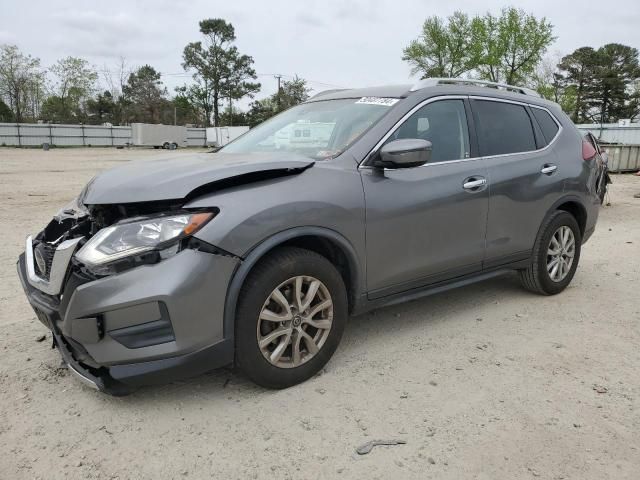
left=257, top=276, right=333, bottom=369
left=547, top=226, right=575, bottom=282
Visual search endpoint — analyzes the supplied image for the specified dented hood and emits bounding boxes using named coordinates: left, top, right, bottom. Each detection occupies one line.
left=82, top=152, right=314, bottom=205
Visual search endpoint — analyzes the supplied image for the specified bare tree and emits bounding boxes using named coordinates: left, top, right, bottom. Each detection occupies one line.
left=0, top=44, right=45, bottom=122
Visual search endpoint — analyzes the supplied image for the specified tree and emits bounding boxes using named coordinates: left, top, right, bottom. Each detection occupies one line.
left=0, top=98, right=13, bottom=122
left=44, top=56, right=97, bottom=123
left=402, top=12, right=478, bottom=79
left=474, top=7, right=555, bottom=84
left=122, top=65, right=168, bottom=123
left=0, top=44, right=45, bottom=122
left=556, top=44, right=640, bottom=123
left=246, top=76, right=311, bottom=127
left=182, top=18, right=260, bottom=126
left=556, top=47, right=599, bottom=122
left=85, top=91, right=117, bottom=124
left=587, top=44, right=640, bottom=123
left=529, top=54, right=576, bottom=115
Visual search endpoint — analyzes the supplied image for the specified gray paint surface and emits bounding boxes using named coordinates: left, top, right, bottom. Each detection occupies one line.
left=20, top=80, right=603, bottom=382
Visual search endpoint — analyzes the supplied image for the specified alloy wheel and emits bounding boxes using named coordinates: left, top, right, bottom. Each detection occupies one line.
left=257, top=276, right=334, bottom=369
left=547, top=226, right=575, bottom=282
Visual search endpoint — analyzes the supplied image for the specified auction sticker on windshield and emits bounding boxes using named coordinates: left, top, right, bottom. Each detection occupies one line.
left=355, top=97, right=399, bottom=106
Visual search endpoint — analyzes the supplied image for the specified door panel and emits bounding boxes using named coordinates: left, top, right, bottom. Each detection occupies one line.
left=362, top=158, right=489, bottom=298
left=469, top=98, right=565, bottom=266
left=483, top=150, right=563, bottom=266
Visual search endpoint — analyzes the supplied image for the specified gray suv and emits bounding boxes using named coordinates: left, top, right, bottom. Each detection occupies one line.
left=17, top=78, right=603, bottom=395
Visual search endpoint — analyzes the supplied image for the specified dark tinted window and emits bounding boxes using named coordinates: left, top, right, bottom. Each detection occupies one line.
left=388, top=99, right=470, bottom=162
left=473, top=100, right=536, bottom=156
left=531, top=108, right=560, bottom=144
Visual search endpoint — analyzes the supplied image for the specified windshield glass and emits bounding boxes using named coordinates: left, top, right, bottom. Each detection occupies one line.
left=222, top=98, right=398, bottom=159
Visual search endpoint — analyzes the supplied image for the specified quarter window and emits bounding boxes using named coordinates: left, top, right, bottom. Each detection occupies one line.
left=531, top=108, right=560, bottom=145
left=472, top=100, right=536, bottom=156
left=388, top=99, right=470, bottom=163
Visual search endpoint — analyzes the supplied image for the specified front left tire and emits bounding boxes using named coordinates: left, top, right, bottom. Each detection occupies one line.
left=235, top=247, right=348, bottom=389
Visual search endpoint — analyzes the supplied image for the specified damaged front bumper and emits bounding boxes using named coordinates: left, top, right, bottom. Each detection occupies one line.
left=18, top=237, right=240, bottom=395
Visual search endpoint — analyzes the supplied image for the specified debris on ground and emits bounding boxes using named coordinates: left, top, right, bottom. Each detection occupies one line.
left=593, top=385, right=608, bottom=394
left=35, top=334, right=46, bottom=342
left=356, top=439, right=407, bottom=455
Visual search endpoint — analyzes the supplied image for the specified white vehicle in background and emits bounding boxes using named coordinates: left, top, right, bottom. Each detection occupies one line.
left=206, top=126, right=250, bottom=147
left=274, top=122, right=335, bottom=149
left=130, top=123, right=188, bottom=149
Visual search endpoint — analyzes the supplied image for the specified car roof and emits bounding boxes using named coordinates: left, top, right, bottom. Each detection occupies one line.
left=307, top=79, right=560, bottom=111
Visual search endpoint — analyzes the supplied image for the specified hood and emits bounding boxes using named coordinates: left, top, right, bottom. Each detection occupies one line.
left=82, top=152, right=315, bottom=205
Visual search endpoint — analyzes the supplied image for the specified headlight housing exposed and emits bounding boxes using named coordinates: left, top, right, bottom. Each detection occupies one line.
left=76, top=212, right=214, bottom=269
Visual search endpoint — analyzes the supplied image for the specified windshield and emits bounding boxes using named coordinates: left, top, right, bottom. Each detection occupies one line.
left=222, top=98, right=398, bottom=159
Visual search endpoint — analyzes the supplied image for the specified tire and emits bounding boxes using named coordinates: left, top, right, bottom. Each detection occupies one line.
left=235, top=247, right=348, bottom=389
left=170, top=142, right=178, bottom=150
left=519, top=210, right=582, bottom=295
left=162, top=142, right=170, bottom=150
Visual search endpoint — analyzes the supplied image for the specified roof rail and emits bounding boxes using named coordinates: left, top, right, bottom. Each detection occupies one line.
left=410, top=78, right=541, bottom=98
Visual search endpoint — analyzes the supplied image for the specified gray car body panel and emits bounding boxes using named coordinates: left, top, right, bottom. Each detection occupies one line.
left=82, top=152, right=315, bottom=204
left=18, top=81, right=602, bottom=392
left=63, top=249, right=238, bottom=365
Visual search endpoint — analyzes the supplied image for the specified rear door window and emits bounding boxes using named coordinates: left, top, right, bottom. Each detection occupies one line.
left=472, top=100, right=537, bottom=156
left=531, top=108, right=560, bottom=144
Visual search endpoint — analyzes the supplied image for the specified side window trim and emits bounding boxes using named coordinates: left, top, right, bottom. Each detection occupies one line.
left=467, top=96, right=563, bottom=158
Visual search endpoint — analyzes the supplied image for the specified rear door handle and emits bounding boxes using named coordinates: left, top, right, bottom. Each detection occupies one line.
left=463, top=177, right=487, bottom=190
left=541, top=164, right=557, bottom=175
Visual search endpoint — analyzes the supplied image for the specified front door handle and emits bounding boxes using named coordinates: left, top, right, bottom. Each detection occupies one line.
left=541, top=164, right=557, bottom=175
left=463, top=177, right=487, bottom=190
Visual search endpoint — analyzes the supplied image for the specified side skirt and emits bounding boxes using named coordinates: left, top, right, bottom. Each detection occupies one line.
left=352, top=259, right=530, bottom=316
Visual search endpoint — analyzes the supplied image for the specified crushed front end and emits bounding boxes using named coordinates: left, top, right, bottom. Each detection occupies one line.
left=17, top=197, right=239, bottom=395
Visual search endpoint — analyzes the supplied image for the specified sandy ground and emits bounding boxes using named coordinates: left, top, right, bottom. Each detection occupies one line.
left=0, top=147, right=639, bottom=480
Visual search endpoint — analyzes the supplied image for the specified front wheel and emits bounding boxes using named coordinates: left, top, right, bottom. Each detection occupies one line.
left=520, top=211, right=582, bottom=295
left=235, top=247, right=348, bottom=389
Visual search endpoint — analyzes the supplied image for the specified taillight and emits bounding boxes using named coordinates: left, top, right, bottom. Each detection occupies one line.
left=582, top=140, right=597, bottom=161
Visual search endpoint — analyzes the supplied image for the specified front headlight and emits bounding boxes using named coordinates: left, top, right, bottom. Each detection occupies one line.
left=76, top=212, right=214, bottom=268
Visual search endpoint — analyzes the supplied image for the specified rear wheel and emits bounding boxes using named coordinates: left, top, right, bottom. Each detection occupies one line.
left=520, top=211, right=582, bottom=295
left=162, top=142, right=170, bottom=149
left=235, top=247, right=347, bottom=388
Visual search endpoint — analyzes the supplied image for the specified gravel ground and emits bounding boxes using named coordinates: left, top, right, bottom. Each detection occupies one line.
left=0, top=148, right=639, bottom=480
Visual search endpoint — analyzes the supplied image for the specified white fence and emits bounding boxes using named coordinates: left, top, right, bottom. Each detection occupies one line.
left=0, top=123, right=208, bottom=147
left=576, top=124, right=640, bottom=145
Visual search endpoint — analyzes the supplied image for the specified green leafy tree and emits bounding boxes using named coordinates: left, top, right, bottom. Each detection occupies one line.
left=219, top=106, right=248, bottom=127
left=182, top=18, right=260, bottom=126
left=402, top=12, right=478, bottom=78
left=246, top=76, right=311, bottom=127
left=0, top=44, right=45, bottom=122
left=122, top=65, right=168, bottom=123
left=43, top=56, right=97, bottom=123
left=85, top=91, right=117, bottom=124
left=474, top=7, right=555, bottom=84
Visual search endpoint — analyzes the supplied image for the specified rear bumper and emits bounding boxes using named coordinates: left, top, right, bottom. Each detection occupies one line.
left=17, top=247, right=239, bottom=395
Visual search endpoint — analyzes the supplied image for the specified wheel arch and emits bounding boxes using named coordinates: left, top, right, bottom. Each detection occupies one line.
left=551, top=196, right=588, bottom=237
left=222, top=227, right=363, bottom=340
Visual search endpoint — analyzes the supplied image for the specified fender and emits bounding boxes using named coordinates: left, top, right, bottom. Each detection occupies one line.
left=222, top=226, right=364, bottom=341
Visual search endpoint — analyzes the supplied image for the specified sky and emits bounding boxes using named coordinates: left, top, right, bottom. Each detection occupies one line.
left=1, top=0, right=639, bottom=107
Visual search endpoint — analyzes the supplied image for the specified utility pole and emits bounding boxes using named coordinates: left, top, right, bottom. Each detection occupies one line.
left=274, top=74, right=282, bottom=111
left=229, top=97, right=232, bottom=126
left=174, top=106, right=177, bottom=126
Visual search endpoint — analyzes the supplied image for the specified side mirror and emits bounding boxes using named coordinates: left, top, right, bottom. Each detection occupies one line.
left=374, top=139, right=432, bottom=169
